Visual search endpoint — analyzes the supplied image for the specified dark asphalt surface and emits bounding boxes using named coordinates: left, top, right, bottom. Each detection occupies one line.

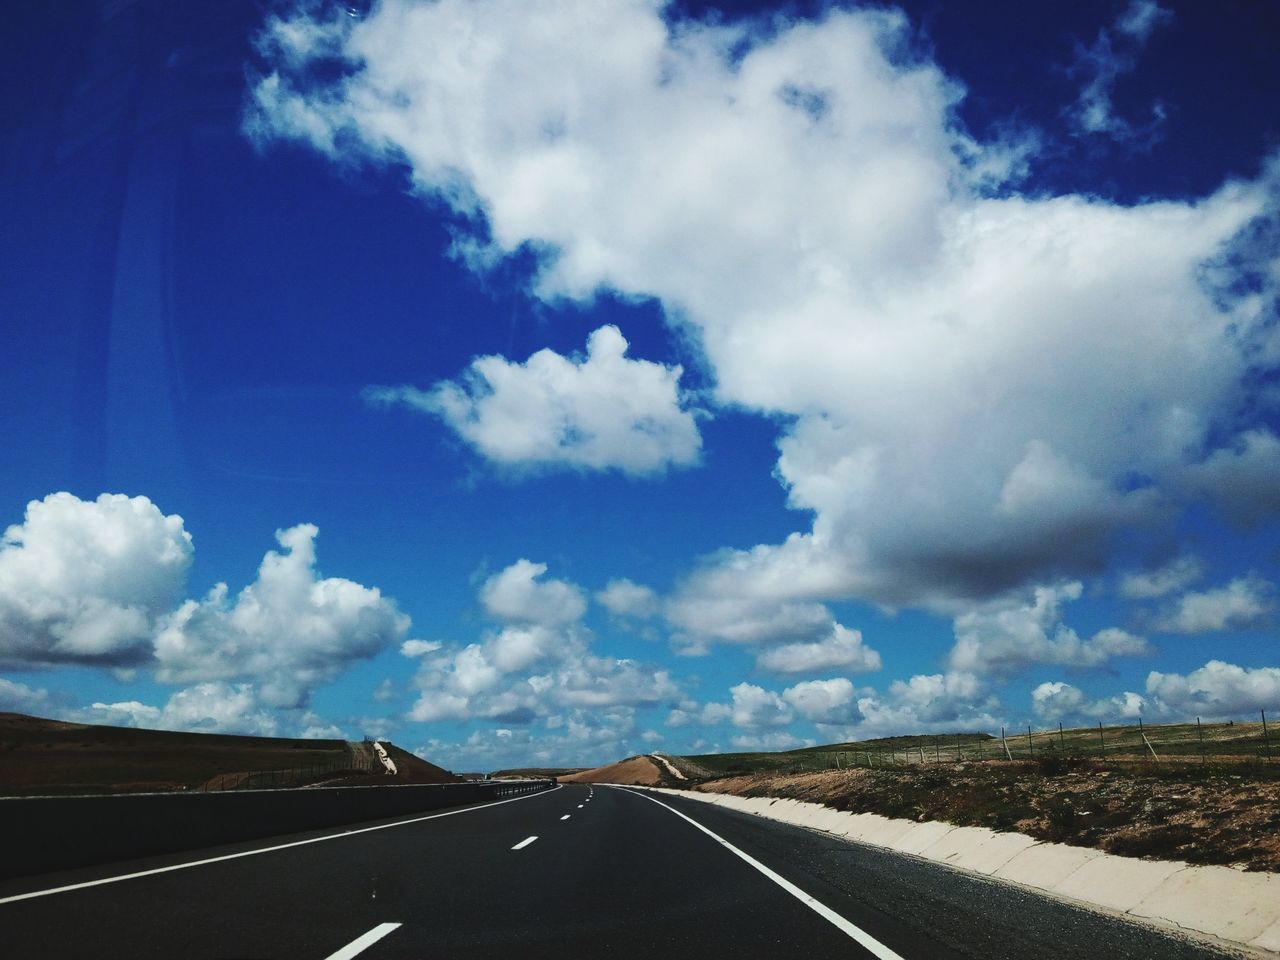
left=0, top=783, right=1242, bottom=959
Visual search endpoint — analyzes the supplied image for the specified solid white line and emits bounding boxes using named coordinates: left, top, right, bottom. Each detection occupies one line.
left=617, top=788, right=907, bottom=960
left=511, top=836, right=538, bottom=850
left=560, top=814, right=571, bottom=820
left=577, top=804, right=584, bottom=808
left=0, top=785, right=561, bottom=906
left=325, top=922, right=401, bottom=960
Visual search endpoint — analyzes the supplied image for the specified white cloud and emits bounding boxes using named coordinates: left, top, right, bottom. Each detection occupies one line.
left=730, top=731, right=813, bottom=751
left=88, top=682, right=282, bottom=737
left=0, top=678, right=50, bottom=714
left=756, top=624, right=880, bottom=675
left=640, top=729, right=663, bottom=744
left=1030, top=680, right=1145, bottom=723
left=415, top=705, right=646, bottom=769
left=1118, top=555, right=1203, bottom=599
left=949, top=582, right=1151, bottom=675
left=724, top=682, right=792, bottom=729
left=400, top=639, right=442, bottom=658
left=409, top=560, right=680, bottom=725
left=1066, top=0, right=1173, bottom=141
left=1151, top=575, right=1276, bottom=634
left=153, top=524, right=409, bottom=707
left=480, top=559, right=586, bottom=626
left=782, top=677, right=860, bottom=725
left=0, top=493, right=192, bottom=667
left=861, top=671, right=1001, bottom=732
left=1146, top=660, right=1280, bottom=719
left=595, top=578, right=660, bottom=619
left=367, top=325, right=700, bottom=475
left=250, top=0, right=1279, bottom=612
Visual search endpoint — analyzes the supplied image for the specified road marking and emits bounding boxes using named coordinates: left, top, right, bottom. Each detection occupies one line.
left=618, top=788, right=907, bottom=960
left=325, top=922, right=401, bottom=960
left=0, top=785, right=561, bottom=906
left=560, top=814, right=571, bottom=820
left=511, top=836, right=538, bottom=850
left=577, top=804, right=584, bottom=808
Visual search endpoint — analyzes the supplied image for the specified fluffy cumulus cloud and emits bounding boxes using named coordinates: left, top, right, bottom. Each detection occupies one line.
left=479, top=559, right=586, bottom=626
left=1146, top=661, right=1280, bottom=719
left=87, top=682, right=284, bottom=737
left=0, top=677, right=50, bottom=713
left=0, top=493, right=192, bottom=668
left=782, top=677, right=861, bottom=726
left=756, top=624, right=880, bottom=675
left=250, top=0, right=1280, bottom=617
left=416, top=705, right=648, bottom=770
left=153, top=524, right=409, bottom=707
left=854, top=671, right=1004, bottom=737
left=949, top=582, right=1151, bottom=675
left=1151, top=574, right=1276, bottom=634
left=1030, top=681, right=1145, bottom=723
left=409, top=559, right=680, bottom=727
left=595, top=578, right=660, bottom=619
left=367, top=326, right=700, bottom=475
left=1065, top=0, right=1173, bottom=141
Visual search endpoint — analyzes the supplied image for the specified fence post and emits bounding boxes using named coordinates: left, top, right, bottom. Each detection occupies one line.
left=935, top=737, right=940, bottom=762
left=1197, top=717, right=1205, bottom=764
left=1000, top=726, right=1012, bottom=760
left=1263, top=709, right=1273, bottom=762
left=1098, top=721, right=1105, bottom=758
left=1058, top=722, right=1065, bottom=752
left=1026, top=725, right=1034, bottom=758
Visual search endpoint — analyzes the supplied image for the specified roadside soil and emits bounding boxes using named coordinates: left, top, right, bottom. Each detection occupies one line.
left=560, top=755, right=663, bottom=785
left=695, top=761, right=1280, bottom=872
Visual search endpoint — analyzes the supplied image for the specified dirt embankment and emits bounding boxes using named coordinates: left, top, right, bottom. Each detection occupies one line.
left=560, top=755, right=664, bottom=785
left=697, top=762, right=1280, bottom=872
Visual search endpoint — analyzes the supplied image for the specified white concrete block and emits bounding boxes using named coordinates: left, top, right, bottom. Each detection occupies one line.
left=993, top=841, right=1101, bottom=892
left=1053, top=855, right=1187, bottom=913
left=917, top=825, right=1000, bottom=865
left=1130, top=864, right=1280, bottom=945
left=947, top=831, right=1039, bottom=875
left=893, top=820, right=957, bottom=855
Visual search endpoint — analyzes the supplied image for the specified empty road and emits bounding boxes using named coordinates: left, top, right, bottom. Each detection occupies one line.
left=0, top=784, right=1238, bottom=959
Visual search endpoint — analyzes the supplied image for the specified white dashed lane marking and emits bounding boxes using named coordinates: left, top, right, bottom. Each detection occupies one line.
left=511, top=836, right=538, bottom=851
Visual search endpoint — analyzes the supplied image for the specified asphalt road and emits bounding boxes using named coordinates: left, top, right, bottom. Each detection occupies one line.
left=0, top=783, right=1242, bottom=959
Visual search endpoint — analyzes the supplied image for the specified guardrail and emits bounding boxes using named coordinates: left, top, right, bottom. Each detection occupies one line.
left=0, top=779, right=553, bottom=881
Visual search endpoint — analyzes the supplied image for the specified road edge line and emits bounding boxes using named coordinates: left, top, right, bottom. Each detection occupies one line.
left=0, top=785, right=561, bottom=906
left=614, top=786, right=907, bottom=960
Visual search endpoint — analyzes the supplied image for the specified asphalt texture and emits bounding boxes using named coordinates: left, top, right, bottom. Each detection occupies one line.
left=0, top=783, right=1244, bottom=959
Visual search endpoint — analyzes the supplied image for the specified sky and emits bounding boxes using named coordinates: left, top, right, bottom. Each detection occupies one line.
left=1, top=0, right=1279, bottom=771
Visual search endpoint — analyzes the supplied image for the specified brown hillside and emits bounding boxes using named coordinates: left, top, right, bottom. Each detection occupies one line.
left=0, top=712, right=457, bottom=795
left=560, top=755, right=663, bottom=785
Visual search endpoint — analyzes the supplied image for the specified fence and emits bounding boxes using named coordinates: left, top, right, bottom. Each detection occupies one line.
left=809, top=710, right=1277, bottom=773
left=199, top=741, right=389, bottom=791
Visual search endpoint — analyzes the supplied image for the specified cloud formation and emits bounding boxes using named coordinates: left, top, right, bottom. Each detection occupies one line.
left=0, top=493, right=192, bottom=668
left=153, top=524, right=409, bottom=707
left=1151, top=575, right=1276, bottom=634
left=250, top=0, right=1280, bottom=616
left=949, top=582, right=1151, bottom=675
left=367, top=326, right=700, bottom=475
left=1146, top=660, right=1280, bottom=719
left=87, top=682, right=285, bottom=737
left=408, top=558, right=680, bottom=725
left=1065, top=0, right=1173, bottom=141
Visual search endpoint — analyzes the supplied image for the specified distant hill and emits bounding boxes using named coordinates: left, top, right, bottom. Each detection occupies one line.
left=0, top=712, right=457, bottom=796
left=559, top=756, right=663, bottom=785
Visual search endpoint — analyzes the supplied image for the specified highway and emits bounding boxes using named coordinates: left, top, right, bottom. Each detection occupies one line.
left=0, top=784, right=1240, bottom=959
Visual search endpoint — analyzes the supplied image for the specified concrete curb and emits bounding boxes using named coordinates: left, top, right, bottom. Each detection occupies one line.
left=620, top=784, right=1280, bottom=958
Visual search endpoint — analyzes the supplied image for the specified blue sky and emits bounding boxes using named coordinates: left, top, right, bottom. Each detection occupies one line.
left=2, top=0, right=1279, bottom=770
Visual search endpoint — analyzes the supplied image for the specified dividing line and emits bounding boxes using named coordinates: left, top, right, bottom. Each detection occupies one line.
left=577, top=804, right=584, bottom=808
left=0, top=785, right=561, bottom=906
left=617, top=788, right=907, bottom=960
left=511, top=836, right=538, bottom=850
left=325, top=922, right=401, bottom=960
left=560, top=814, right=571, bottom=820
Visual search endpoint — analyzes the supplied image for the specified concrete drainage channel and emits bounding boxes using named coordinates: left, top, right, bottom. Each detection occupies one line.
left=618, top=785, right=1280, bottom=958
left=1, top=780, right=554, bottom=881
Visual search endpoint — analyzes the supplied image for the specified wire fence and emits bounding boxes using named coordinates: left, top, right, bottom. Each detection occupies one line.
left=802, top=710, right=1278, bottom=775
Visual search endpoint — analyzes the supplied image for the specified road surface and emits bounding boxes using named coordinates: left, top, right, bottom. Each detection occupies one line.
left=0, top=784, right=1239, bottom=959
